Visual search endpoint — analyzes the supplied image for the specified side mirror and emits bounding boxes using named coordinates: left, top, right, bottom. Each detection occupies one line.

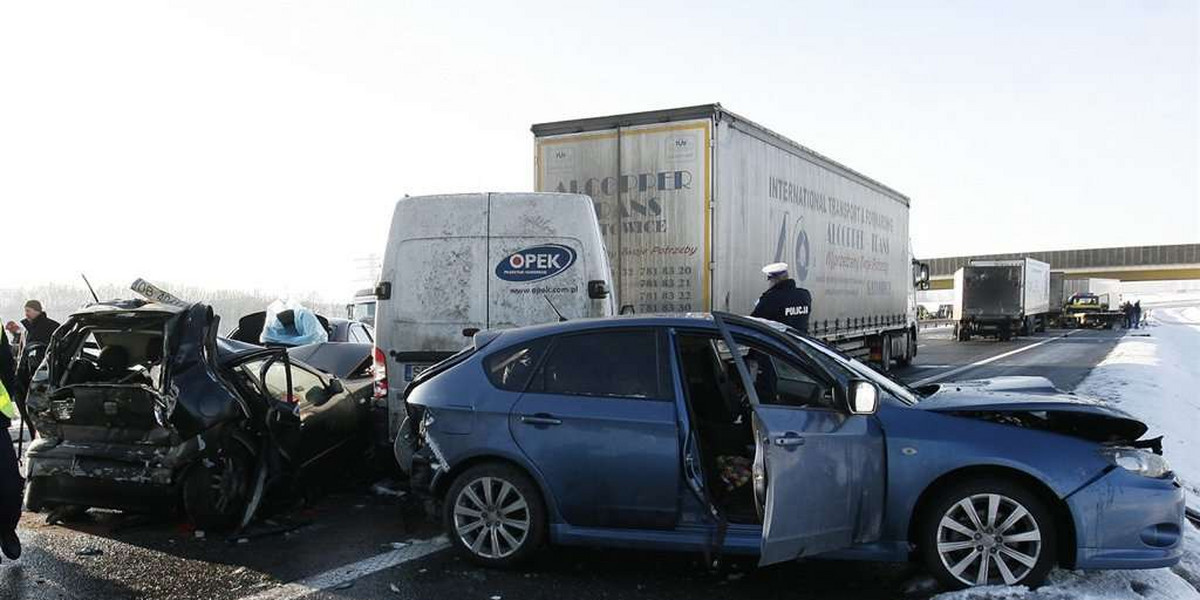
left=846, top=380, right=880, bottom=415
left=312, top=377, right=344, bottom=407
left=587, top=280, right=610, bottom=299
left=325, top=378, right=344, bottom=396
left=619, top=304, right=636, bottom=315
left=374, top=281, right=391, bottom=301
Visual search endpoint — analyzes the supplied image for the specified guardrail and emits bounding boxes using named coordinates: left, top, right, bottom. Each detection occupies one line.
left=918, top=318, right=954, bottom=330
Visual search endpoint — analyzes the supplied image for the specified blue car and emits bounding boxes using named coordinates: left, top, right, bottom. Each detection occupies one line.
left=394, top=313, right=1183, bottom=589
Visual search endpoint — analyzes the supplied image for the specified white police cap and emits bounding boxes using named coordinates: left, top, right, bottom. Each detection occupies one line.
left=761, top=262, right=788, bottom=277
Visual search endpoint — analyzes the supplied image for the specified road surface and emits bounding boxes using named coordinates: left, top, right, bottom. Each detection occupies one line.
left=2, top=327, right=1129, bottom=600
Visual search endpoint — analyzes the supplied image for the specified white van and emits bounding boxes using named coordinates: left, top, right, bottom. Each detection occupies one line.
left=372, top=192, right=615, bottom=439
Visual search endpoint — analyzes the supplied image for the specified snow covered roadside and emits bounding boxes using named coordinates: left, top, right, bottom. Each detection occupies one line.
left=934, top=305, right=1200, bottom=600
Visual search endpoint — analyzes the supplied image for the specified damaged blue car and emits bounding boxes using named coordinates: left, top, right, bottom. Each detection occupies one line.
left=394, top=313, right=1184, bottom=590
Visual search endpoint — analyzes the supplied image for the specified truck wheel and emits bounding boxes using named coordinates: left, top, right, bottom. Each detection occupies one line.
left=445, top=463, right=547, bottom=568
left=878, top=335, right=892, bottom=372
left=918, top=477, right=1056, bottom=590
left=896, top=330, right=914, bottom=367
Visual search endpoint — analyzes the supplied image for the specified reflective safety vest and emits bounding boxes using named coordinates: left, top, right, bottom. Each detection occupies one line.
left=0, top=379, right=13, bottom=420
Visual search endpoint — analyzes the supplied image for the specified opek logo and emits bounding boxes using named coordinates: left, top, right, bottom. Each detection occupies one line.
left=495, top=244, right=577, bottom=283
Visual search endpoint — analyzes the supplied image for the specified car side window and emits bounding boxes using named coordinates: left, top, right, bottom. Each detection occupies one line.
left=734, top=339, right=834, bottom=409
left=530, top=330, right=665, bottom=399
left=484, top=338, right=550, bottom=392
left=348, top=325, right=367, bottom=344
left=243, top=359, right=329, bottom=406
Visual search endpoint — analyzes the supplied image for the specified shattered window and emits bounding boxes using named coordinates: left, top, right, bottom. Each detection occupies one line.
left=62, top=328, right=166, bottom=390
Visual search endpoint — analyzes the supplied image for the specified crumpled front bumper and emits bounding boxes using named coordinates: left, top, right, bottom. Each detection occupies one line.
left=1066, top=466, right=1185, bottom=569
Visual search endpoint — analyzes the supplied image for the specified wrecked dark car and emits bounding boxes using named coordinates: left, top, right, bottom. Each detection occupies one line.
left=22, top=300, right=371, bottom=529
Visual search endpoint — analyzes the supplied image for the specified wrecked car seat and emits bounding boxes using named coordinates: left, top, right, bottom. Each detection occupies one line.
left=97, top=345, right=133, bottom=381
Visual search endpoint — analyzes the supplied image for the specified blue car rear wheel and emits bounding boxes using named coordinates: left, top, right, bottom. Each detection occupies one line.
left=445, top=463, right=546, bottom=568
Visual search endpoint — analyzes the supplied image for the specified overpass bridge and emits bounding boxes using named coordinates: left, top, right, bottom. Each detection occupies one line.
left=923, top=243, right=1200, bottom=290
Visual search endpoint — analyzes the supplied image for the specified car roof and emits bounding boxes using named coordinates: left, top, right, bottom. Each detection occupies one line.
left=480, top=313, right=721, bottom=347
left=70, top=299, right=186, bottom=318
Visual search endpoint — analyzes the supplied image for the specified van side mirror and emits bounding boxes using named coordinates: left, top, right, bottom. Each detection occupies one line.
left=846, top=380, right=880, bottom=415
left=587, top=280, right=610, bottom=299
left=619, top=304, right=636, bottom=315
left=374, top=281, right=391, bottom=301
left=916, top=263, right=931, bottom=291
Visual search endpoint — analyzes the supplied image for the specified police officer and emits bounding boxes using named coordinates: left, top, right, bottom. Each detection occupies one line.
left=750, top=262, right=813, bottom=334
left=0, top=377, right=22, bottom=562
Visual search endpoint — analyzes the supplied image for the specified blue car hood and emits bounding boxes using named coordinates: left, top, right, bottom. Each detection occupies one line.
left=919, top=376, right=1149, bottom=443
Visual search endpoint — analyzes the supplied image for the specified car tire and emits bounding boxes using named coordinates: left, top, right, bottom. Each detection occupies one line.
left=918, top=477, right=1056, bottom=590
left=182, top=436, right=256, bottom=530
left=444, top=463, right=546, bottom=569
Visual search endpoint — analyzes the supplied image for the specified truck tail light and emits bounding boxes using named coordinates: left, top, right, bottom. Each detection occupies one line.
left=373, top=346, right=388, bottom=400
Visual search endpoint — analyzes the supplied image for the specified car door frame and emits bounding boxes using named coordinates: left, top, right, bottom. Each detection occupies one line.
left=712, top=312, right=885, bottom=566
left=507, top=325, right=682, bottom=530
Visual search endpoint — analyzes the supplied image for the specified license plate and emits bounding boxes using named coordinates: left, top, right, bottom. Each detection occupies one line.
left=404, top=364, right=430, bottom=382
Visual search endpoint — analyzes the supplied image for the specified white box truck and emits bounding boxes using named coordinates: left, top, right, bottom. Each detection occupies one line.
left=952, top=258, right=1051, bottom=341
left=372, top=192, right=616, bottom=439
left=532, top=104, right=929, bottom=368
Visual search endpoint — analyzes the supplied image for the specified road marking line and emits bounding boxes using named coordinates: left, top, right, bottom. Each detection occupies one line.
left=237, top=536, right=450, bottom=600
left=910, top=331, right=1081, bottom=387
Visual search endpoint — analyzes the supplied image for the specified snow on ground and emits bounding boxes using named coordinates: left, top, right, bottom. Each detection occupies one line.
left=935, top=304, right=1200, bottom=600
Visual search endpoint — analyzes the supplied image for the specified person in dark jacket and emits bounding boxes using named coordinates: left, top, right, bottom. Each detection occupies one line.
left=12, top=301, right=59, bottom=440
left=750, top=262, right=813, bottom=334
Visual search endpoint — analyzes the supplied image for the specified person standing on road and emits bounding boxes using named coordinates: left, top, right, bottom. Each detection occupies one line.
left=750, top=262, right=813, bottom=334
left=12, top=301, right=60, bottom=439
left=0, top=378, right=23, bottom=563
left=1133, top=300, right=1142, bottom=329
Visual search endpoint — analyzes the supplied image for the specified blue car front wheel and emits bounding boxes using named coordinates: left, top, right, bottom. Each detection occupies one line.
left=919, top=477, right=1057, bottom=590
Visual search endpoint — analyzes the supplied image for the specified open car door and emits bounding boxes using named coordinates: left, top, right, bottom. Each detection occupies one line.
left=713, top=313, right=883, bottom=566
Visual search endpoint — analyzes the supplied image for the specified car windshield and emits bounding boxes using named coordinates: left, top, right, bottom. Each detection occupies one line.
left=788, top=332, right=923, bottom=406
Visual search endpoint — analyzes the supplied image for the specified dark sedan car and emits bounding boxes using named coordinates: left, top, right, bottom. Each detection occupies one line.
left=22, top=300, right=370, bottom=529
left=395, top=313, right=1183, bottom=590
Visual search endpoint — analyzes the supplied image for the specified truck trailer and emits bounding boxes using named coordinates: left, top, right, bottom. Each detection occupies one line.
left=532, top=104, right=929, bottom=369
left=952, top=258, right=1050, bottom=341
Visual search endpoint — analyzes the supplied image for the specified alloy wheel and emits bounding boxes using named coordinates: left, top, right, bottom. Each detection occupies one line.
left=935, top=493, right=1043, bottom=586
left=452, top=476, right=532, bottom=559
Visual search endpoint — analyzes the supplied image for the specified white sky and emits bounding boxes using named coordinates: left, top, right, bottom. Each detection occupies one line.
left=1, top=1, right=1196, bottom=301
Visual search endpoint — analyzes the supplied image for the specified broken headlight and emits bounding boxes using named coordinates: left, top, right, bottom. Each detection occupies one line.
left=1102, top=448, right=1171, bottom=479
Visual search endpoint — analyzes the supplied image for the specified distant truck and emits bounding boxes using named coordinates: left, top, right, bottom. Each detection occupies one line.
left=952, top=258, right=1050, bottom=341
left=346, top=288, right=377, bottom=324
left=532, top=104, right=929, bottom=370
left=1061, top=278, right=1123, bottom=329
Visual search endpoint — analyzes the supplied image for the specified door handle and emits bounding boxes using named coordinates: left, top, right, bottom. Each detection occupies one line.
left=520, top=414, right=562, bottom=426
left=774, top=433, right=805, bottom=448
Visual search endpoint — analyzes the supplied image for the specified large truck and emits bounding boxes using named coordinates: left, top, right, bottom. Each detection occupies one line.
left=1061, top=278, right=1123, bottom=329
left=952, top=258, right=1051, bottom=341
left=532, top=104, right=929, bottom=369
